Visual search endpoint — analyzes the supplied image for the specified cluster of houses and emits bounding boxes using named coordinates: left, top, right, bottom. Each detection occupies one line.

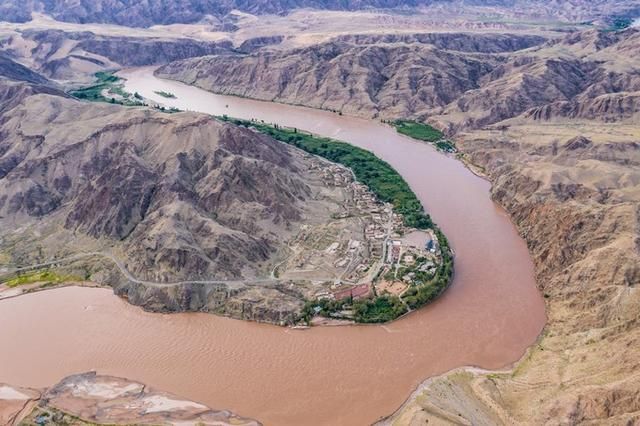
left=382, top=230, right=441, bottom=287
left=303, top=157, right=443, bottom=305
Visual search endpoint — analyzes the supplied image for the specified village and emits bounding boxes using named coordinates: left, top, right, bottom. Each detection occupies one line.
left=274, top=156, right=445, bottom=323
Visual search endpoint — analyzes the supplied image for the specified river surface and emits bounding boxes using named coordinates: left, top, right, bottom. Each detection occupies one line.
left=0, top=67, right=546, bottom=425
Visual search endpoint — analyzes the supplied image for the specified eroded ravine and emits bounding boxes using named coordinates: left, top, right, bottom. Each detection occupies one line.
left=0, top=67, right=546, bottom=426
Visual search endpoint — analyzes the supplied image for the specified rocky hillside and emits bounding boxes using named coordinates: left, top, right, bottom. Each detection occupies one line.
left=0, top=76, right=348, bottom=323
left=157, top=28, right=640, bottom=129
left=156, top=32, right=544, bottom=118
left=0, top=0, right=637, bottom=27
left=0, top=53, right=49, bottom=85
left=384, top=118, right=640, bottom=425
left=374, top=30, right=640, bottom=425
left=0, top=29, right=234, bottom=82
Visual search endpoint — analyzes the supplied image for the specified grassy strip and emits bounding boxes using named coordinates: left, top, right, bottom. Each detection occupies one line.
left=70, top=71, right=145, bottom=107
left=69, top=72, right=182, bottom=113
left=392, top=120, right=457, bottom=153
left=300, top=294, right=407, bottom=324
left=394, top=120, right=443, bottom=142
left=154, top=90, right=177, bottom=98
left=3, top=270, right=82, bottom=288
left=219, top=116, right=433, bottom=230
left=353, top=295, right=407, bottom=323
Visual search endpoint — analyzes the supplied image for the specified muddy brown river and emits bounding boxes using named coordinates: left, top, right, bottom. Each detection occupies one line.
left=0, top=67, right=546, bottom=425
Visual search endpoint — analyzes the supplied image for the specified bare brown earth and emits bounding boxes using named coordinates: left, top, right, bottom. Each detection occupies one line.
left=0, top=75, right=362, bottom=324
left=1, top=372, right=259, bottom=425
left=0, top=26, right=233, bottom=84
left=155, top=25, right=640, bottom=425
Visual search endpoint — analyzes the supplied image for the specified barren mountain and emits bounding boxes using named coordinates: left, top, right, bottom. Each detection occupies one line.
left=157, top=28, right=640, bottom=129
left=156, top=32, right=544, bottom=118
left=0, top=75, right=352, bottom=323
left=383, top=118, right=640, bottom=425
left=377, top=30, right=640, bottom=425
left=0, top=28, right=234, bottom=82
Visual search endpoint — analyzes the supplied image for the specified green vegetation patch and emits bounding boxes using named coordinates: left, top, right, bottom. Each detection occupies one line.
left=401, top=229, right=453, bottom=309
left=4, top=269, right=82, bottom=288
left=299, top=293, right=407, bottom=324
left=95, top=71, right=119, bottom=83
left=69, top=73, right=184, bottom=114
left=393, top=120, right=456, bottom=153
left=394, top=120, right=443, bottom=142
left=300, top=298, right=348, bottom=320
left=609, top=17, right=634, bottom=31
left=154, top=90, right=177, bottom=98
left=353, top=295, right=407, bottom=323
left=219, top=117, right=433, bottom=230
left=70, top=72, right=144, bottom=107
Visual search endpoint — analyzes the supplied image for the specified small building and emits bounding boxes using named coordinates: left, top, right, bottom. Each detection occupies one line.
left=333, top=283, right=371, bottom=301
left=387, top=240, right=402, bottom=263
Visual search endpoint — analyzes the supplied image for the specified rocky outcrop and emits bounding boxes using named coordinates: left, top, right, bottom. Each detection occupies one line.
left=334, top=32, right=547, bottom=53
left=0, top=54, right=49, bottom=85
left=525, top=92, right=640, bottom=122
left=3, top=372, right=260, bottom=425
left=238, top=35, right=286, bottom=53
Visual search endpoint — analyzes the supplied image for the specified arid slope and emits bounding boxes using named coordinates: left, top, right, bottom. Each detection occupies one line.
left=156, top=32, right=549, bottom=119
left=0, top=77, right=350, bottom=324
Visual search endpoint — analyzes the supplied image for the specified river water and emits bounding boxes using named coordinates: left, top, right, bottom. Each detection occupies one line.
left=0, top=67, right=546, bottom=425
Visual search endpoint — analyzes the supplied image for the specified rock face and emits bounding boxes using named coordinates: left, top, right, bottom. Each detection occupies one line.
left=0, top=54, right=49, bottom=85
left=3, top=372, right=261, bottom=425
left=0, top=77, right=347, bottom=323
